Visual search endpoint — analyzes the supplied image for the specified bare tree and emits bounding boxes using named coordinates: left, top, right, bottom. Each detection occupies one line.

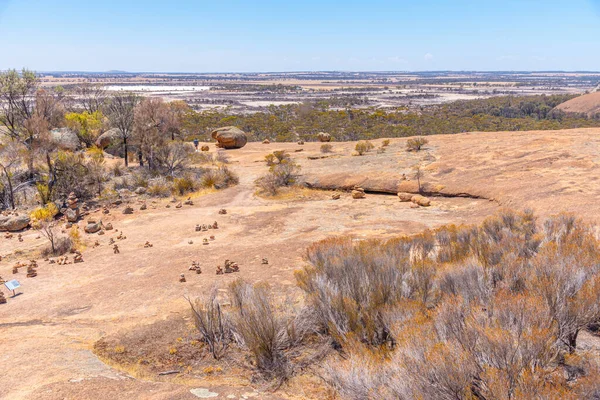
left=106, top=92, right=139, bottom=167
left=133, top=97, right=169, bottom=167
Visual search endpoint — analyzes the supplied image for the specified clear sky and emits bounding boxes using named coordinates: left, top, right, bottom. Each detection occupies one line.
left=0, top=0, right=599, bottom=72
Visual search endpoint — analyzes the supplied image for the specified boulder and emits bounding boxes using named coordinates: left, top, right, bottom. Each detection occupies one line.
left=0, top=215, right=30, bottom=232
left=50, top=128, right=82, bottom=151
left=65, top=208, right=80, bottom=223
left=397, top=192, right=413, bottom=202
left=411, top=194, right=431, bottom=207
left=95, top=128, right=121, bottom=149
left=211, top=126, right=247, bottom=149
left=134, top=187, right=147, bottom=195
left=84, top=220, right=102, bottom=234
left=318, top=132, right=331, bottom=142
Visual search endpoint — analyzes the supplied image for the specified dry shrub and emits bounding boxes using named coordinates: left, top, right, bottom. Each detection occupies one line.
left=257, top=157, right=301, bottom=195
left=354, top=140, right=374, bottom=155
left=111, top=162, right=125, bottom=177
left=406, top=136, right=428, bottom=151
left=41, top=236, right=72, bottom=257
left=228, top=279, right=296, bottom=383
left=200, top=166, right=239, bottom=189
left=265, top=150, right=290, bottom=166
left=311, top=210, right=600, bottom=399
left=189, top=288, right=232, bottom=360
left=320, top=144, right=333, bottom=153
left=381, top=139, right=390, bottom=147
left=172, top=175, right=198, bottom=195
left=146, top=178, right=171, bottom=197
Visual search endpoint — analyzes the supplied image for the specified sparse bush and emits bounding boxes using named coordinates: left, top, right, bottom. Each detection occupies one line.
left=406, top=136, right=428, bottom=151
left=265, top=150, right=290, bottom=166
left=147, top=178, right=172, bottom=197
left=381, top=139, right=390, bottom=147
left=200, top=167, right=238, bottom=189
left=354, top=140, right=374, bottom=155
left=228, top=279, right=295, bottom=382
left=215, top=150, right=230, bottom=164
left=41, top=236, right=72, bottom=257
left=256, top=158, right=301, bottom=195
left=189, top=288, right=232, bottom=360
left=172, top=175, right=198, bottom=195
left=320, top=144, right=333, bottom=153
left=111, top=162, right=125, bottom=177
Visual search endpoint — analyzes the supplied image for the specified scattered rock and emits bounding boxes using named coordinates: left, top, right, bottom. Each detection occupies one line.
left=122, top=206, right=134, bottom=214
left=179, top=274, right=186, bottom=283
left=113, top=244, right=120, bottom=254
left=211, top=126, right=248, bottom=149
left=411, top=194, right=431, bottom=207
left=262, top=139, right=270, bottom=144
left=219, top=209, right=227, bottom=215
left=176, top=202, right=183, bottom=209
left=201, top=145, right=210, bottom=152
left=105, top=223, right=113, bottom=230
left=140, top=202, right=147, bottom=210
left=397, top=192, right=413, bottom=202
left=262, top=258, right=269, bottom=265
left=332, top=193, right=341, bottom=200
left=297, top=141, right=304, bottom=145
left=134, top=187, right=147, bottom=195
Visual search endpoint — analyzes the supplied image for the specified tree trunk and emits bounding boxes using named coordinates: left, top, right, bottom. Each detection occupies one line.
left=2, top=166, right=15, bottom=209
left=138, top=149, right=144, bottom=167
left=123, top=137, right=129, bottom=167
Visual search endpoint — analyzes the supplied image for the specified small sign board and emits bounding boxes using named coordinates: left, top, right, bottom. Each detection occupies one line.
left=5, top=279, right=20, bottom=291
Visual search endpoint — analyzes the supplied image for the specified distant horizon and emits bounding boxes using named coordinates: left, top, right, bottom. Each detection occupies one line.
left=22, top=69, right=600, bottom=75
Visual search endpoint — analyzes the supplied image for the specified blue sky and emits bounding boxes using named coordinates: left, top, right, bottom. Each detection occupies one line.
left=0, top=0, right=599, bottom=72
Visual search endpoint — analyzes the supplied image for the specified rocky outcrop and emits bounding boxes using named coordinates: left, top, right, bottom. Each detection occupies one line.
left=0, top=214, right=30, bottom=232
left=50, top=128, right=82, bottom=151
left=211, top=126, right=247, bottom=149
left=95, top=128, right=121, bottom=149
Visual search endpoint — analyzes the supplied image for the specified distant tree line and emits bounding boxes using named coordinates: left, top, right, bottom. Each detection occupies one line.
left=181, top=94, right=600, bottom=142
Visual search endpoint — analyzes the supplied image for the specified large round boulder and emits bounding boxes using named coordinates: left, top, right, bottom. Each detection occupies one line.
left=0, top=214, right=30, bottom=232
left=50, top=128, right=81, bottom=151
left=95, top=128, right=121, bottom=149
left=211, top=127, right=247, bottom=149
left=317, top=132, right=331, bottom=142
